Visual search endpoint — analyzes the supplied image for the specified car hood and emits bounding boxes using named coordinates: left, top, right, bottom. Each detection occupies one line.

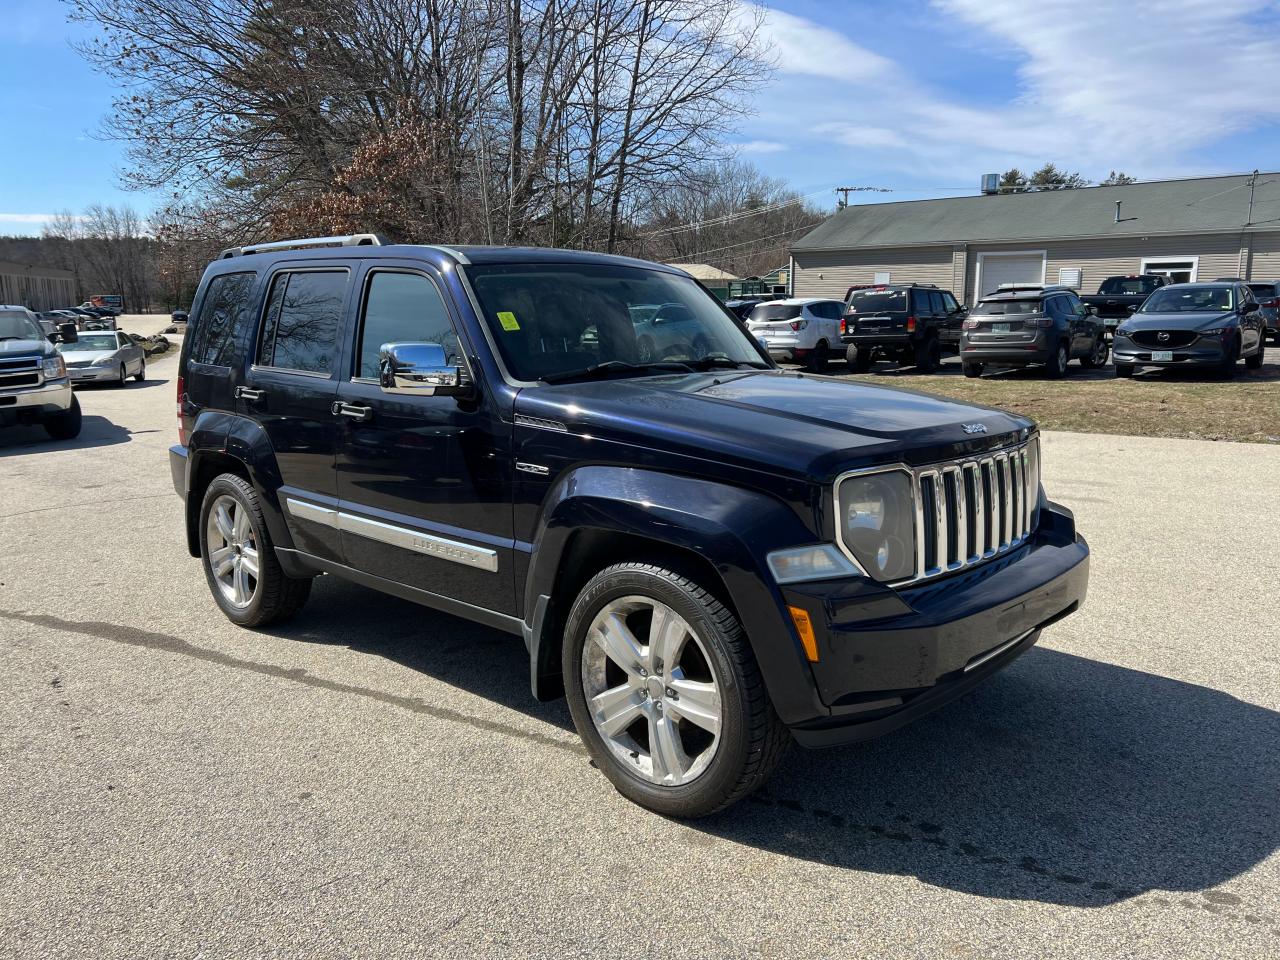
left=514, top=370, right=1033, bottom=480
left=59, top=349, right=117, bottom=362
left=1125, top=311, right=1238, bottom=331
left=0, top=337, right=53, bottom=357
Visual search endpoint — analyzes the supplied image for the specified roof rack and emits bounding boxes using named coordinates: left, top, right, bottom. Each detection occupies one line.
left=219, top=233, right=385, bottom=259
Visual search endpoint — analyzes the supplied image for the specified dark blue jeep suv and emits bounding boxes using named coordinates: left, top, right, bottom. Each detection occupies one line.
left=170, top=235, right=1089, bottom=816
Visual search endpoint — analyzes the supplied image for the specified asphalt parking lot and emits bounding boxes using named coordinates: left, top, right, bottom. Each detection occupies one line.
left=2, top=328, right=1278, bottom=959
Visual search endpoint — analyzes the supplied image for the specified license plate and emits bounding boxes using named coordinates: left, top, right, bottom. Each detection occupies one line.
left=992, top=322, right=1011, bottom=333
left=1152, top=350, right=1173, bottom=362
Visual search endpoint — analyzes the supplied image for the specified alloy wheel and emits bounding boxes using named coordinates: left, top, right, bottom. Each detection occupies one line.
left=581, top=595, right=723, bottom=786
left=205, top=494, right=260, bottom=608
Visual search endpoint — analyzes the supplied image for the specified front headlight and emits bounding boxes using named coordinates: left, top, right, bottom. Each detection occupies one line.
left=92, top=354, right=117, bottom=366
left=42, top=356, right=65, bottom=379
left=1115, top=325, right=1133, bottom=337
left=836, top=469, right=916, bottom=582
left=1199, top=326, right=1230, bottom=336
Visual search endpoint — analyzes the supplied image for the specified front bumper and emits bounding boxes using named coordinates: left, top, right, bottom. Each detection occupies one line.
left=68, top=364, right=123, bottom=383
left=1113, top=336, right=1226, bottom=366
left=0, top=378, right=73, bottom=425
left=779, top=502, right=1088, bottom=747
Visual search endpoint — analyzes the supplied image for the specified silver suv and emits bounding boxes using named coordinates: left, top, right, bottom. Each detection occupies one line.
left=0, top=305, right=82, bottom=440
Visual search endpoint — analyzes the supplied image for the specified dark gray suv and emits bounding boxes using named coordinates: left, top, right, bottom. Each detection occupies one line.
left=961, top=285, right=1108, bottom=378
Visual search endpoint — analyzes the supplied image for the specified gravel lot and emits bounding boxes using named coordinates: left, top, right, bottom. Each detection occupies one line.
left=2, top=330, right=1277, bottom=959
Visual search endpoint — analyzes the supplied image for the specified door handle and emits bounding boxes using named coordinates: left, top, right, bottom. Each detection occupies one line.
left=234, top=386, right=265, bottom=402
left=332, top=401, right=373, bottom=422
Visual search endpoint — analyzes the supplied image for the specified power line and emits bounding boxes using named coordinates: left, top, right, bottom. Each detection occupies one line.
left=638, top=187, right=833, bottom=239
left=682, top=223, right=817, bottom=261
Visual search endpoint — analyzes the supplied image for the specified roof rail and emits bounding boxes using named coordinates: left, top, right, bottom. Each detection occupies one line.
left=219, top=233, right=386, bottom=259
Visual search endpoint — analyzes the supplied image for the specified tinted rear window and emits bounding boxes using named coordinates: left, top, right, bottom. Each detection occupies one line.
left=257, top=270, right=348, bottom=373
left=1098, top=277, right=1160, bottom=295
left=845, top=290, right=906, bottom=313
left=748, top=303, right=802, bottom=321
left=189, top=272, right=256, bottom=366
left=973, top=298, right=1041, bottom=315
left=1248, top=283, right=1276, bottom=297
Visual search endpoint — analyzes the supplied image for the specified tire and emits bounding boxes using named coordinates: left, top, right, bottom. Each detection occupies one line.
left=1114, top=364, right=1134, bottom=378
left=847, top=346, right=872, bottom=373
left=562, top=562, right=789, bottom=818
left=1045, top=341, right=1069, bottom=379
left=134, top=359, right=146, bottom=382
left=199, top=473, right=312, bottom=627
left=1079, top=335, right=1109, bottom=369
left=43, top=395, right=82, bottom=440
left=1245, top=337, right=1264, bottom=370
left=805, top=340, right=829, bottom=373
left=637, top=335, right=655, bottom=363
left=962, top=361, right=983, bottom=379
left=1218, top=336, right=1240, bottom=379
left=914, top=336, right=941, bottom=374
left=115, top=363, right=128, bottom=387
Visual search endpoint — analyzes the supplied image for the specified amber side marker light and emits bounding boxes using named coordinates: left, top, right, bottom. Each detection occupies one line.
left=788, top=606, right=819, bottom=662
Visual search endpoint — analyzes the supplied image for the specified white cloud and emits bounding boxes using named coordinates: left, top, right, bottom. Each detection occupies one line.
left=738, top=139, right=788, bottom=154
left=752, top=1, right=1280, bottom=181
left=0, top=214, right=58, bottom=225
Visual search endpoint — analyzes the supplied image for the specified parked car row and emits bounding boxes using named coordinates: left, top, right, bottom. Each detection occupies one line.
left=752, top=277, right=1268, bottom=380
left=38, top=306, right=118, bottom=331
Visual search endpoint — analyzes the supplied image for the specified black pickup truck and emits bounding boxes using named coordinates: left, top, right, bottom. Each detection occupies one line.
left=170, top=235, right=1090, bottom=817
left=1080, top=275, right=1167, bottom=333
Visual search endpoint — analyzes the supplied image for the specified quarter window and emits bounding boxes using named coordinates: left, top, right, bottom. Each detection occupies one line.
left=257, top=270, right=348, bottom=374
left=356, top=271, right=460, bottom=379
left=189, top=272, right=255, bottom=367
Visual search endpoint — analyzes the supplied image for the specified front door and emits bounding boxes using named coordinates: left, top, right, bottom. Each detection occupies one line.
left=238, top=264, right=352, bottom=562
left=332, top=266, right=516, bottom=616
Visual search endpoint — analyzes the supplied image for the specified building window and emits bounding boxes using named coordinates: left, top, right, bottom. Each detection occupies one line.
left=1140, top=257, right=1199, bottom=284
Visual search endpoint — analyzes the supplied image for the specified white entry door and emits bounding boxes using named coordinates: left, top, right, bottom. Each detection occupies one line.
left=977, top=252, right=1046, bottom=297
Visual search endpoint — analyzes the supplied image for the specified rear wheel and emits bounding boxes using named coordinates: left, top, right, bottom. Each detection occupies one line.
left=134, top=359, right=146, bottom=382
left=848, top=346, right=873, bottom=373
left=914, top=336, right=941, bottom=373
left=962, top=361, right=983, bottom=379
left=805, top=340, right=829, bottom=373
left=199, top=474, right=312, bottom=627
left=563, top=562, right=789, bottom=817
left=43, top=395, right=82, bottom=440
left=1045, top=341, right=1070, bottom=378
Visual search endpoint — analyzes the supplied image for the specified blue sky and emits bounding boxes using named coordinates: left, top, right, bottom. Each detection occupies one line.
left=5, top=0, right=1280, bottom=233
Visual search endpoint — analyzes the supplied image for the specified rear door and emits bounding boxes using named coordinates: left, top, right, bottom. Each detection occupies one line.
left=239, top=263, right=352, bottom=562
left=938, top=290, right=964, bottom=344
left=331, top=264, right=517, bottom=616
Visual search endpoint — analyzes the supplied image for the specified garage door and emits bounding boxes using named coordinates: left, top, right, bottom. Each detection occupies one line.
left=977, top=253, right=1045, bottom=297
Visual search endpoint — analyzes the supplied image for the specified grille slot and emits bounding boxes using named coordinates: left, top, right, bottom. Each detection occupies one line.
left=1132, top=329, right=1197, bottom=349
left=907, top=441, right=1038, bottom=583
left=0, top=373, right=39, bottom=389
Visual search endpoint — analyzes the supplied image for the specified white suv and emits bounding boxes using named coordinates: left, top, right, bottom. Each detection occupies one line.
left=745, top=298, right=846, bottom=372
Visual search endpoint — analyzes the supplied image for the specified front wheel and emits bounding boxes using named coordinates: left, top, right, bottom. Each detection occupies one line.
left=962, top=361, right=983, bottom=378
left=1245, top=338, right=1264, bottom=370
left=43, top=395, right=82, bottom=440
left=115, top=363, right=128, bottom=387
left=1079, top=336, right=1109, bottom=369
left=1114, top=364, right=1134, bottom=378
left=805, top=340, right=829, bottom=373
left=199, top=474, right=312, bottom=627
left=563, top=562, right=789, bottom=817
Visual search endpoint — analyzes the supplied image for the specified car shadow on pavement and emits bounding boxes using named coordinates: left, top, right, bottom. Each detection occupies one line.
left=0, top=415, right=134, bottom=455
left=260, top=575, right=576, bottom=734
left=694, top=647, right=1280, bottom=910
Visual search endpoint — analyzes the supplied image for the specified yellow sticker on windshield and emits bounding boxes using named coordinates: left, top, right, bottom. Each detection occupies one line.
left=497, top=311, right=520, bottom=331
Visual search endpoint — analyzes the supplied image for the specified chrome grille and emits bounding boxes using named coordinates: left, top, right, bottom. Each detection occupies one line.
left=1132, top=329, right=1197, bottom=349
left=0, top=356, right=41, bottom=391
left=914, top=442, right=1037, bottom=581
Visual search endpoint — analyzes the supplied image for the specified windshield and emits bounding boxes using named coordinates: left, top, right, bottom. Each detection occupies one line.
left=846, top=290, right=906, bottom=313
left=1139, top=287, right=1234, bottom=313
left=747, top=303, right=802, bottom=322
left=59, top=333, right=117, bottom=351
left=1099, top=277, right=1160, bottom=295
left=464, top=263, right=766, bottom=382
left=0, top=311, right=43, bottom=341
left=972, top=298, right=1041, bottom=315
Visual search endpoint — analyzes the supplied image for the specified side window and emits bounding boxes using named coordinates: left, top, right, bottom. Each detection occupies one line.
left=927, top=290, right=944, bottom=314
left=190, top=272, right=255, bottom=367
left=941, top=291, right=960, bottom=313
left=257, top=270, right=348, bottom=375
left=118, top=333, right=131, bottom=348
left=356, top=271, right=460, bottom=380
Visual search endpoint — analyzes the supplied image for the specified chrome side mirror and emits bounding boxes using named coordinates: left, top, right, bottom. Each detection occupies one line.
left=378, top=342, right=469, bottom=397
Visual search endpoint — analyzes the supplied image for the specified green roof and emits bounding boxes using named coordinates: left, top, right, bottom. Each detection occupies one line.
left=792, top=173, right=1280, bottom=252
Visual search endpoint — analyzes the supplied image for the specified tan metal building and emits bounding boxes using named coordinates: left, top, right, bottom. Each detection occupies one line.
left=790, top=173, right=1280, bottom=305
left=0, top=260, right=77, bottom=312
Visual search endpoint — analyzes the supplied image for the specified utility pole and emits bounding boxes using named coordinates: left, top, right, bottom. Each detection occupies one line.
left=1247, top=169, right=1259, bottom=226
left=835, top=186, right=892, bottom=209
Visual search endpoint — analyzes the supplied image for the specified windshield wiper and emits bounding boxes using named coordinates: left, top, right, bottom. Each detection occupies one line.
left=539, top=360, right=695, bottom=384
left=0, top=336, right=28, bottom=342
left=687, top=356, right=769, bottom=371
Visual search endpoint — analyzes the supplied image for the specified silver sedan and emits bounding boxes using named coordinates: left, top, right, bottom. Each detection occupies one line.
left=57, top=330, right=146, bottom=385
